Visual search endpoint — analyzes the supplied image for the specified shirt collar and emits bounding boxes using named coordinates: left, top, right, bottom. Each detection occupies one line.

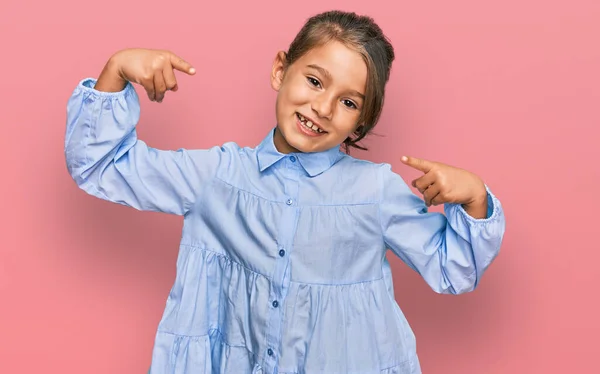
left=256, top=128, right=343, bottom=177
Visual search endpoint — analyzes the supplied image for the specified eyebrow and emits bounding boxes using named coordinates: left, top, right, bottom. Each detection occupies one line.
left=306, top=64, right=365, bottom=100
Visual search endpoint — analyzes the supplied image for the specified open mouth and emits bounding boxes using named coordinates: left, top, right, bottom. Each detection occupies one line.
left=296, top=113, right=326, bottom=134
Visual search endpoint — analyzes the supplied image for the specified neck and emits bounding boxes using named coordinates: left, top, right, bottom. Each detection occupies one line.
left=273, top=127, right=300, bottom=154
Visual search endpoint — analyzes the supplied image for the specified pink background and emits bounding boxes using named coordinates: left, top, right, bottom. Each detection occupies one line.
left=1, top=0, right=599, bottom=373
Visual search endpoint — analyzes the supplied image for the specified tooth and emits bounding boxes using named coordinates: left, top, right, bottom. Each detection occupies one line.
left=311, top=124, right=318, bottom=131
left=306, top=120, right=313, bottom=127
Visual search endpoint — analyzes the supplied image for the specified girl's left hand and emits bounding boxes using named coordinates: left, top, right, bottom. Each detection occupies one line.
left=401, top=156, right=487, bottom=209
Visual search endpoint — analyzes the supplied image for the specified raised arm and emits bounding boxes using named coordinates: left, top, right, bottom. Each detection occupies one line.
left=378, top=162, right=506, bottom=294
left=65, top=49, right=229, bottom=215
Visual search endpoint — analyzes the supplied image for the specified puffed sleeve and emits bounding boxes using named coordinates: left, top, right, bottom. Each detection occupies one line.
left=378, top=163, right=506, bottom=294
left=65, top=78, right=230, bottom=215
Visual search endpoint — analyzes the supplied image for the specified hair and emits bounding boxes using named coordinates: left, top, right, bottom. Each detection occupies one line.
left=285, top=10, right=395, bottom=152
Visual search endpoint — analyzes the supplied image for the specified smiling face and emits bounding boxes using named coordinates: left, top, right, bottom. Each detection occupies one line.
left=270, top=41, right=368, bottom=154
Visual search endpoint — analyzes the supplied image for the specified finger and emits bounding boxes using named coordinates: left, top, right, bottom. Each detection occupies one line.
left=412, top=172, right=436, bottom=193
left=430, top=192, right=446, bottom=206
left=154, top=71, right=167, bottom=103
left=401, top=156, right=434, bottom=173
left=423, top=183, right=441, bottom=207
left=169, top=53, right=196, bottom=75
left=142, top=77, right=156, bottom=101
left=163, top=65, right=179, bottom=92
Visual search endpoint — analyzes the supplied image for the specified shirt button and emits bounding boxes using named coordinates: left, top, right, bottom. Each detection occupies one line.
left=279, top=249, right=285, bottom=257
left=286, top=199, right=293, bottom=205
left=267, top=348, right=273, bottom=356
left=272, top=300, right=279, bottom=308
left=289, top=156, right=296, bottom=162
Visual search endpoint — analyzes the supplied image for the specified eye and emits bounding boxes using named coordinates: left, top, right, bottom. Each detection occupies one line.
left=342, top=99, right=358, bottom=109
left=307, top=76, right=322, bottom=88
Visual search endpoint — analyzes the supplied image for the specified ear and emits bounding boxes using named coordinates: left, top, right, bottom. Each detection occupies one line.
left=270, top=51, right=288, bottom=91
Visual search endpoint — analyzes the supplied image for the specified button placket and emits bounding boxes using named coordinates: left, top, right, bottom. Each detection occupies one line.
left=264, top=163, right=300, bottom=373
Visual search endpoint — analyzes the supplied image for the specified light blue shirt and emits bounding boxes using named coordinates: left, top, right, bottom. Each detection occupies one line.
left=65, top=78, right=505, bottom=374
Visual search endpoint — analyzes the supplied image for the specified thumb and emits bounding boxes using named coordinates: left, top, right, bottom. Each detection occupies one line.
left=401, top=156, right=434, bottom=173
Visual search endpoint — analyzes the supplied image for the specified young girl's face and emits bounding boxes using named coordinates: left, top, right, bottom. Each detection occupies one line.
left=271, top=41, right=367, bottom=154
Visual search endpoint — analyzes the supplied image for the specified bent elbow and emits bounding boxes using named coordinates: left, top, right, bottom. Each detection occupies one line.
left=433, top=271, right=478, bottom=295
left=452, top=276, right=478, bottom=295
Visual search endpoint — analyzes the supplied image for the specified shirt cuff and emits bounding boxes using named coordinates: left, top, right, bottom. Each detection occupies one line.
left=77, top=77, right=135, bottom=98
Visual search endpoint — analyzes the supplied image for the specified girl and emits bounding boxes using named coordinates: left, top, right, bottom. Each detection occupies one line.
left=65, top=10, right=505, bottom=374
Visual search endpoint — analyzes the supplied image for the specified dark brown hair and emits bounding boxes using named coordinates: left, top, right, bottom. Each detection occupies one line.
left=285, top=10, right=395, bottom=151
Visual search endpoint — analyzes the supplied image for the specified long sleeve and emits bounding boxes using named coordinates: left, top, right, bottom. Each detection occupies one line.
left=64, top=78, right=229, bottom=215
left=378, top=163, right=506, bottom=294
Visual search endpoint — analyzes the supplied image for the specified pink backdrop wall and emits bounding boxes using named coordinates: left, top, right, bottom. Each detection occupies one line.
left=1, top=0, right=599, bottom=372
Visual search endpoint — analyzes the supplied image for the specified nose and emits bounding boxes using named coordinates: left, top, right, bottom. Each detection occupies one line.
left=311, top=94, right=333, bottom=120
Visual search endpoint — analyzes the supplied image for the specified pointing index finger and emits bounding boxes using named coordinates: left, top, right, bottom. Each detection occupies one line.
left=401, top=156, right=434, bottom=173
left=169, top=53, right=196, bottom=75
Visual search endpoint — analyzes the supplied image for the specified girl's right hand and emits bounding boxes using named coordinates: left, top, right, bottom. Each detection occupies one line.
left=98, top=48, right=196, bottom=102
